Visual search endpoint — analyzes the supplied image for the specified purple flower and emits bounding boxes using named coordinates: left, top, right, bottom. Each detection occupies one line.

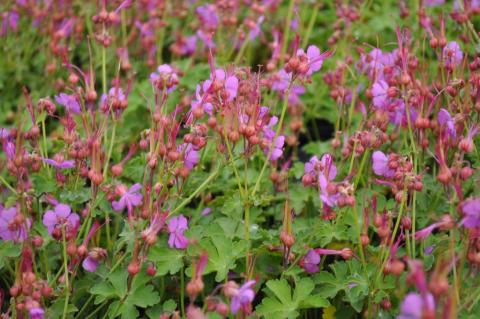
left=304, top=156, right=319, bottom=176
left=178, top=143, right=200, bottom=170
left=150, top=64, right=179, bottom=93
left=29, top=307, right=45, bottom=319
left=178, top=35, right=197, bottom=56
left=231, top=280, right=256, bottom=314
left=302, top=249, right=320, bottom=273
left=196, top=29, right=216, bottom=49
left=249, top=16, right=264, bottom=40
left=372, top=151, right=395, bottom=178
left=261, top=116, right=285, bottom=161
left=1, top=11, right=19, bottom=36
left=398, top=293, right=435, bottom=319
left=203, top=69, right=239, bottom=102
left=100, top=87, right=127, bottom=114
left=55, top=93, right=81, bottom=114
left=82, top=256, right=99, bottom=272
left=196, top=4, right=218, bottom=30
left=461, top=197, right=480, bottom=229
left=424, top=245, right=435, bottom=255
left=372, top=80, right=390, bottom=109
left=0, top=205, right=31, bottom=242
left=168, top=215, right=189, bottom=249
left=425, top=0, right=445, bottom=6
left=112, top=184, right=143, bottom=215
left=443, top=41, right=463, bottom=68
left=43, top=204, right=80, bottom=237
left=42, top=158, right=75, bottom=169
left=296, top=45, right=328, bottom=76
left=201, top=207, right=212, bottom=216
left=438, top=108, right=456, bottom=139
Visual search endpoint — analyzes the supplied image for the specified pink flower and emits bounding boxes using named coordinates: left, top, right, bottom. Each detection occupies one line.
left=43, top=204, right=80, bottom=238
left=167, top=215, right=189, bottom=249
left=0, top=205, right=31, bottom=242
left=372, top=151, right=395, bottom=178
left=231, top=280, right=256, bottom=314
left=112, top=184, right=143, bottom=215
left=443, top=41, right=463, bottom=68
left=55, top=93, right=81, bottom=114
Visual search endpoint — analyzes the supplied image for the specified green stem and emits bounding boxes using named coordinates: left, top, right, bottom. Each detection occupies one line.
left=281, top=0, right=296, bottom=57
left=301, top=3, right=320, bottom=49
left=0, top=175, right=17, bottom=194
left=180, top=265, right=186, bottom=319
left=102, top=44, right=107, bottom=94
left=62, top=229, right=70, bottom=319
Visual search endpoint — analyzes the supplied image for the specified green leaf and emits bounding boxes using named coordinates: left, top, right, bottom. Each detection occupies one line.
left=256, top=278, right=329, bottom=319
left=127, top=284, right=160, bottom=308
left=0, top=241, right=21, bottom=270
left=202, top=236, right=248, bottom=282
left=148, top=245, right=184, bottom=276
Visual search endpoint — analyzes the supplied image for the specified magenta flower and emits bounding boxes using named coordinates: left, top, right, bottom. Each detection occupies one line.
left=461, top=197, right=480, bottom=229
left=443, top=41, right=463, bottom=68
left=178, top=143, right=200, bottom=170
left=302, top=249, right=320, bottom=273
left=438, top=108, right=456, bottom=139
left=43, top=204, right=80, bottom=237
left=296, top=45, right=328, bottom=76
left=167, top=215, right=189, bottom=249
left=29, top=307, right=45, bottom=319
left=398, top=292, right=435, bottom=319
left=372, top=151, right=395, bottom=178
left=0, top=205, right=31, bottom=242
left=414, top=223, right=440, bottom=240
left=42, top=157, right=75, bottom=169
left=231, top=280, right=256, bottom=314
left=112, top=184, right=143, bottom=214
left=55, top=93, right=81, bottom=114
